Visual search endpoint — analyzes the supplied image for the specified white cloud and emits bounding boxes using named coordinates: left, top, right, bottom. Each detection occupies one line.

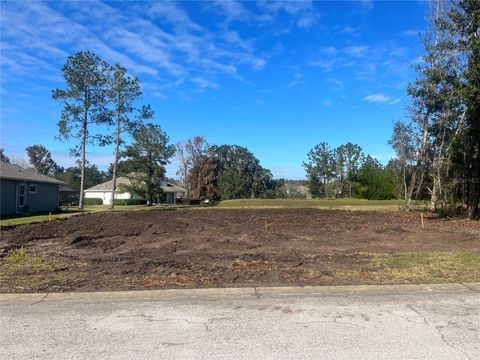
left=310, top=59, right=336, bottom=71
left=149, top=2, right=204, bottom=32
left=191, top=77, right=220, bottom=90
left=344, top=45, right=368, bottom=57
left=0, top=0, right=270, bottom=90
left=359, top=0, right=374, bottom=11
left=323, top=99, right=333, bottom=107
left=363, top=93, right=400, bottom=105
left=256, top=0, right=319, bottom=29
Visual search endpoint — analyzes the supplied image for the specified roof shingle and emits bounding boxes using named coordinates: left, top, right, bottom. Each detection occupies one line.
left=0, top=161, right=65, bottom=185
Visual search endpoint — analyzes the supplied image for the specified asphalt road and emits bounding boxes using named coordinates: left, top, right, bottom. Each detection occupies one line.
left=1, top=284, right=479, bottom=360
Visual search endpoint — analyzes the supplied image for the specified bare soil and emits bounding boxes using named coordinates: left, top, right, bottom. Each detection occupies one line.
left=1, top=208, right=479, bottom=292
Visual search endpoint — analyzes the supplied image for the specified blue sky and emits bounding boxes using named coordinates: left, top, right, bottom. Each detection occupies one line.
left=0, top=0, right=428, bottom=179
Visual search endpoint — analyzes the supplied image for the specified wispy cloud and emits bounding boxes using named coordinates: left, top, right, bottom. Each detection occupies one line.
left=0, top=0, right=270, bottom=91
left=257, top=0, right=319, bottom=29
left=363, top=93, right=400, bottom=105
left=191, top=77, right=220, bottom=90
left=149, top=2, right=204, bottom=32
left=211, top=0, right=272, bottom=24
left=358, top=0, right=374, bottom=11
left=344, top=45, right=369, bottom=57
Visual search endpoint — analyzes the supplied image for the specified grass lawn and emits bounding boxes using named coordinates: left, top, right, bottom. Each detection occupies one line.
left=217, top=198, right=427, bottom=210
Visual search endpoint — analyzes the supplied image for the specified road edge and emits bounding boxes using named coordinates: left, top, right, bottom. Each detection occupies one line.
left=1, top=282, right=479, bottom=304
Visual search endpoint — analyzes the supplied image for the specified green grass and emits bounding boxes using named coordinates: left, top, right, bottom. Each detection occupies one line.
left=216, top=198, right=426, bottom=210
left=4, top=248, right=44, bottom=266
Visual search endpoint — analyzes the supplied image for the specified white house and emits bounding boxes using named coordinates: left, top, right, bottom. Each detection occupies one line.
left=84, top=176, right=187, bottom=205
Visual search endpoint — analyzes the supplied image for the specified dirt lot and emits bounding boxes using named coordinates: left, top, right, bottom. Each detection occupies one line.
left=1, top=208, right=479, bottom=292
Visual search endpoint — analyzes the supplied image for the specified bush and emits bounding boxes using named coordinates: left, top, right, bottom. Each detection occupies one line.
left=84, top=198, right=103, bottom=205
left=113, top=198, right=147, bottom=205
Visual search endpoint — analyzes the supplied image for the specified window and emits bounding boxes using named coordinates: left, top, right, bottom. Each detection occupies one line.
left=29, top=184, right=38, bottom=194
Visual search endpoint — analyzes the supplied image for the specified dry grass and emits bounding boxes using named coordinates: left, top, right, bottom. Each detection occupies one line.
left=217, top=198, right=427, bottom=211
left=321, top=251, right=480, bottom=285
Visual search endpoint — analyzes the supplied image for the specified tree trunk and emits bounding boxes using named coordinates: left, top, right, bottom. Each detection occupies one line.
left=79, top=116, right=87, bottom=210
left=110, top=113, right=121, bottom=209
left=147, top=150, right=154, bottom=206
left=414, top=171, right=425, bottom=200
left=466, top=148, right=480, bottom=219
left=406, top=167, right=418, bottom=209
left=430, top=157, right=442, bottom=211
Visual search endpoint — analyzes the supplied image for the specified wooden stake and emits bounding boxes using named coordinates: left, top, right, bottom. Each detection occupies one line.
left=265, top=219, right=268, bottom=232
left=420, top=212, right=424, bottom=229
left=48, top=212, right=52, bottom=221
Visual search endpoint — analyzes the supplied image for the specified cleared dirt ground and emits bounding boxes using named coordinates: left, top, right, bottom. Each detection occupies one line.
left=1, top=208, right=479, bottom=292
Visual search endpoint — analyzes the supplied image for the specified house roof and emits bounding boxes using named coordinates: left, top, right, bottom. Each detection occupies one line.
left=85, top=176, right=133, bottom=191
left=85, top=176, right=187, bottom=193
left=0, top=161, right=65, bottom=185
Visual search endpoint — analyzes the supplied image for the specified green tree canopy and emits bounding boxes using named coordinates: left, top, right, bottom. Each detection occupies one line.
left=52, top=51, right=112, bottom=208
left=26, top=144, right=63, bottom=176
left=121, top=123, right=175, bottom=205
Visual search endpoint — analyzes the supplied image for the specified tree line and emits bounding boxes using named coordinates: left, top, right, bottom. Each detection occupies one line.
left=175, top=136, right=282, bottom=201
left=1, top=0, right=477, bottom=217
left=303, top=141, right=397, bottom=200
left=387, top=0, right=479, bottom=218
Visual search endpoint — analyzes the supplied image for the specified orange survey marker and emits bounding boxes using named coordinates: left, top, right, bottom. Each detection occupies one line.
left=420, top=212, right=424, bottom=229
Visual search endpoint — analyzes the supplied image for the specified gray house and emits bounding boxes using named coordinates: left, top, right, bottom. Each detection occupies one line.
left=0, top=161, right=65, bottom=216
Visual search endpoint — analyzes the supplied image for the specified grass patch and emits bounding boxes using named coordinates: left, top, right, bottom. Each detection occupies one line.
left=216, top=198, right=427, bottom=210
left=0, top=249, right=88, bottom=293
left=325, top=250, right=480, bottom=285
left=4, top=248, right=44, bottom=266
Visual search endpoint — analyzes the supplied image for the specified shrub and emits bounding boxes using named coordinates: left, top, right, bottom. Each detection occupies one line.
left=84, top=198, right=103, bottom=205
left=113, top=199, right=147, bottom=205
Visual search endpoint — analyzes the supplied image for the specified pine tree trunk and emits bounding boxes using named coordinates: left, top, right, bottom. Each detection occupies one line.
left=147, top=150, right=153, bottom=206
left=79, top=115, right=87, bottom=210
left=110, top=114, right=121, bottom=209
left=78, top=121, right=87, bottom=209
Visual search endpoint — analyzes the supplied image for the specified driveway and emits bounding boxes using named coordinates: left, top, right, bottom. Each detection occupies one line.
left=1, top=284, right=479, bottom=359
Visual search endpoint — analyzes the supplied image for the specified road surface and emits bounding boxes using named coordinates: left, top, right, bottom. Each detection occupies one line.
left=1, top=284, right=479, bottom=359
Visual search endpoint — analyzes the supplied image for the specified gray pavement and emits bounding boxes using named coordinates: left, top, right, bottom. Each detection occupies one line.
left=1, top=283, right=479, bottom=359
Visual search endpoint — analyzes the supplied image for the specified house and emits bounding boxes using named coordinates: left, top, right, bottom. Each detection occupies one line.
left=84, top=176, right=187, bottom=205
left=0, top=161, right=65, bottom=216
